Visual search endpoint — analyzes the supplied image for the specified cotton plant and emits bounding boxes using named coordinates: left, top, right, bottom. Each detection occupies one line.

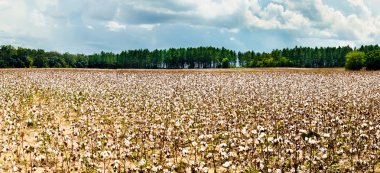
left=0, top=70, right=379, bottom=172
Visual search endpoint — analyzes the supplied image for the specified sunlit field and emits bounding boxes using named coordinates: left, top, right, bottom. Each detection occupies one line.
left=0, top=68, right=379, bottom=173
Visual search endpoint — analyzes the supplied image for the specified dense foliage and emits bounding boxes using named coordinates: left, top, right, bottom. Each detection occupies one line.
left=238, top=46, right=352, bottom=68
left=365, top=50, right=380, bottom=70
left=0, top=44, right=379, bottom=69
left=344, top=48, right=380, bottom=70
left=345, top=51, right=366, bottom=70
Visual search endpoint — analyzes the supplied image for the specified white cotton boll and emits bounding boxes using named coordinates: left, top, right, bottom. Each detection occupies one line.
left=258, top=133, right=266, bottom=139
left=149, top=134, right=154, bottom=141
left=222, top=161, right=232, bottom=168
left=124, top=139, right=131, bottom=146
left=35, top=155, right=46, bottom=162
left=36, top=141, right=43, bottom=147
left=198, top=135, right=204, bottom=140
left=152, top=166, right=158, bottom=172
left=139, top=158, right=146, bottom=166
left=308, top=139, right=318, bottom=144
left=1, top=145, right=8, bottom=152
left=166, top=162, right=173, bottom=168
left=100, top=151, right=110, bottom=159
left=263, top=146, right=273, bottom=152
left=13, top=166, right=18, bottom=172
left=47, top=147, right=53, bottom=153
left=260, top=163, right=265, bottom=170
left=349, top=148, right=357, bottom=153
left=322, top=133, right=330, bottom=138
left=220, top=151, right=228, bottom=159
left=229, top=151, right=237, bottom=157
left=182, top=148, right=189, bottom=156
left=201, top=167, right=209, bottom=173
left=192, top=141, right=198, bottom=147
left=322, top=153, right=328, bottom=159
left=206, top=153, right=213, bottom=158
left=175, top=121, right=181, bottom=127
left=113, top=160, right=120, bottom=168
left=199, top=162, right=206, bottom=167
left=238, top=146, right=245, bottom=152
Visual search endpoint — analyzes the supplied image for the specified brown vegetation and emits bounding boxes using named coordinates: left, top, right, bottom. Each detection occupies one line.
left=0, top=68, right=379, bottom=172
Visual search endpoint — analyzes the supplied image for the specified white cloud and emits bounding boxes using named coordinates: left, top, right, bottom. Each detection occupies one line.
left=138, top=24, right=160, bottom=31
left=191, top=0, right=245, bottom=19
left=0, top=0, right=380, bottom=53
left=245, top=11, right=281, bottom=29
left=229, top=28, right=240, bottom=33
left=347, top=0, right=371, bottom=17
left=244, top=2, right=310, bottom=30
left=364, top=0, right=380, bottom=15
left=266, top=0, right=380, bottom=47
left=105, top=21, right=126, bottom=32
left=31, top=10, right=47, bottom=27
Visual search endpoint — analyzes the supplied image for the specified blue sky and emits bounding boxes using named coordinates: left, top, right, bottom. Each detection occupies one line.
left=0, top=0, right=379, bottom=54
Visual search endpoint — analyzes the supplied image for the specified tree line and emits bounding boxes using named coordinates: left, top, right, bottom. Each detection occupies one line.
left=0, top=44, right=379, bottom=69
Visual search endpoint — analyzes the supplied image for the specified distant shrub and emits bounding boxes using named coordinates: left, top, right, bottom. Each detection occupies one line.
left=365, top=50, right=380, bottom=70
left=345, top=51, right=365, bottom=70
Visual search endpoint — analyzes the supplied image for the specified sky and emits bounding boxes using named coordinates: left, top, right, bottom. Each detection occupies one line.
left=0, top=0, right=380, bottom=54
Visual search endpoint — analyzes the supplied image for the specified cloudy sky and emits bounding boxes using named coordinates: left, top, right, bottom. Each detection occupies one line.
left=0, top=0, right=379, bottom=54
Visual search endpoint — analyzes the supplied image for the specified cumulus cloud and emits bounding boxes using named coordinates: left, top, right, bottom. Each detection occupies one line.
left=105, top=21, right=126, bottom=32
left=0, top=0, right=379, bottom=53
left=245, top=2, right=311, bottom=30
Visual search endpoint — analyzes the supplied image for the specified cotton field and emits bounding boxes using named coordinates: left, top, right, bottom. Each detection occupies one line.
left=0, top=69, right=379, bottom=173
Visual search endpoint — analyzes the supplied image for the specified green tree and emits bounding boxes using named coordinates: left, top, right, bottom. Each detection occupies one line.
left=25, top=56, right=33, bottom=67
left=34, top=56, right=49, bottom=68
left=345, top=51, right=365, bottom=70
left=222, top=58, right=230, bottom=68
left=75, top=54, right=89, bottom=68
left=365, top=50, right=380, bottom=70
